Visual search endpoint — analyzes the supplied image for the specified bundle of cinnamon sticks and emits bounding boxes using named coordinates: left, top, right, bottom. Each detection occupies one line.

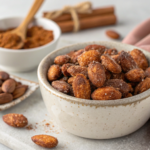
left=43, top=6, right=117, bottom=33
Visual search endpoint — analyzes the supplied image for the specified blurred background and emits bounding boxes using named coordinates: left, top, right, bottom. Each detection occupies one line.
left=0, top=0, right=149, bottom=42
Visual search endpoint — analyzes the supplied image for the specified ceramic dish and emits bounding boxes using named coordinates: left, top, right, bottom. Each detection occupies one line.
left=38, top=41, right=150, bottom=139
left=0, top=17, right=61, bottom=72
left=0, top=73, right=39, bottom=111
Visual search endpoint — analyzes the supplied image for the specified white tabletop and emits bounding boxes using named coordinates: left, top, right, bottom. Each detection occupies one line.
left=0, top=0, right=149, bottom=149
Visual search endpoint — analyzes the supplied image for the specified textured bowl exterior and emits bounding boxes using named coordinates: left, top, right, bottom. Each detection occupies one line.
left=38, top=41, right=150, bottom=139
left=0, top=17, right=61, bottom=72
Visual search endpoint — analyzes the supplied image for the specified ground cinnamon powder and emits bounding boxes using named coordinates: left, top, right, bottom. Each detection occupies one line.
left=0, top=26, right=54, bottom=49
left=0, top=33, right=21, bottom=49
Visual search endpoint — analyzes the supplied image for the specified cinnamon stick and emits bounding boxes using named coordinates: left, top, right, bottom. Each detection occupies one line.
left=43, top=6, right=114, bottom=22
left=57, top=14, right=117, bottom=33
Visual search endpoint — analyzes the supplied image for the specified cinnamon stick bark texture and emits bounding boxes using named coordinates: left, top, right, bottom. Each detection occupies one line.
left=43, top=6, right=117, bottom=33
left=43, top=6, right=115, bottom=22
left=57, top=14, right=117, bottom=33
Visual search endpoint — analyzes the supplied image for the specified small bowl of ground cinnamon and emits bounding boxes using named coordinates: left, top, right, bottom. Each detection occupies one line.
left=0, top=17, right=61, bottom=72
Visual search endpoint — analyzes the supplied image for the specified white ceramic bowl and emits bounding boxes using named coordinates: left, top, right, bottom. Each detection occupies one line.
left=38, top=41, right=150, bottom=139
left=0, top=17, right=61, bottom=72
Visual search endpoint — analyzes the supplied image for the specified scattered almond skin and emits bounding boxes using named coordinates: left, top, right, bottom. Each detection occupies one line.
left=0, top=93, right=13, bottom=104
left=0, top=71, right=9, bottom=81
left=12, top=85, right=28, bottom=99
left=88, top=62, right=106, bottom=87
left=54, top=55, right=71, bottom=65
left=73, top=74, right=91, bottom=99
left=2, top=79, right=16, bottom=93
left=106, top=30, right=120, bottom=39
left=47, top=65, right=62, bottom=82
left=32, top=135, right=58, bottom=148
left=3, top=113, right=28, bottom=128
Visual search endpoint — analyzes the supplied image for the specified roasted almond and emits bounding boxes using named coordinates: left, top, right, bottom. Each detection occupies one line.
left=130, top=49, right=148, bottom=70
left=118, top=51, right=137, bottom=72
left=47, top=65, right=62, bottom=81
left=0, top=93, right=13, bottom=104
left=0, top=79, right=3, bottom=86
left=145, top=67, right=150, bottom=78
left=0, top=87, right=3, bottom=93
left=105, top=79, right=130, bottom=94
left=91, top=86, right=122, bottom=100
left=61, top=63, right=74, bottom=76
left=125, top=68, right=145, bottom=82
left=88, top=62, right=106, bottom=87
left=0, top=71, right=9, bottom=81
left=54, top=55, right=70, bottom=65
left=68, top=76, right=75, bottom=85
left=106, top=30, right=120, bottom=39
left=3, top=113, right=28, bottom=127
left=101, top=54, right=122, bottom=73
left=2, top=79, right=16, bottom=93
left=32, top=135, right=58, bottom=148
left=104, top=48, right=118, bottom=55
left=67, top=65, right=88, bottom=77
left=51, top=80, right=71, bottom=94
left=78, top=50, right=101, bottom=67
left=72, top=74, right=91, bottom=99
left=12, top=85, right=28, bottom=99
left=84, top=44, right=106, bottom=55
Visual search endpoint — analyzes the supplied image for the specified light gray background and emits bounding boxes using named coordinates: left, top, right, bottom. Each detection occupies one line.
left=0, top=0, right=150, bottom=149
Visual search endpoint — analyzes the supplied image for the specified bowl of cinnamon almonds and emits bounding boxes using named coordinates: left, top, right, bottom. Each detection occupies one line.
left=38, top=41, right=150, bottom=139
left=0, top=17, right=61, bottom=72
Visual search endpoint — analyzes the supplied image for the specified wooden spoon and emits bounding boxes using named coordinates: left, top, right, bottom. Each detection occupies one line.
left=10, top=0, right=44, bottom=49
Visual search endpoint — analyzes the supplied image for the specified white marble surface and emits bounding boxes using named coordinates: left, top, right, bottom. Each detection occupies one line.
left=0, top=0, right=150, bottom=149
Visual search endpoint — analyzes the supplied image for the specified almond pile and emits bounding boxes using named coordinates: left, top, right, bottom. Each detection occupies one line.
left=47, top=45, right=150, bottom=100
left=0, top=71, right=28, bottom=104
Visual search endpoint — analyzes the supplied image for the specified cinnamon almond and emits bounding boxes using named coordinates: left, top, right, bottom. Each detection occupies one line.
left=3, top=113, right=28, bottom=128
left=106, top=30, right=120, bottom=39
left=32, top=135, right=58, bottom=148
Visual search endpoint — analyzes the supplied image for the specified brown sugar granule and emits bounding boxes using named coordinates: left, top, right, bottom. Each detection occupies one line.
left=45, top=123, right=50, bottom=126
left=0, top=33, right=21, bottom=49
left=26, top=124, right=33, bottom=130
left=0, top=26, right=54, bottom=49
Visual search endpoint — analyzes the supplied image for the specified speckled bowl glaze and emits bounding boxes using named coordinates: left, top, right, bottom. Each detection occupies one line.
left=38, top=41, right=150, bottom=139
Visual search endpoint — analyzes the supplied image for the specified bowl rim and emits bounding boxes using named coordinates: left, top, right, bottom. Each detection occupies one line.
left=0, top=16, right=61, bottom=53
left=38, top=41, right=150, bottom=106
